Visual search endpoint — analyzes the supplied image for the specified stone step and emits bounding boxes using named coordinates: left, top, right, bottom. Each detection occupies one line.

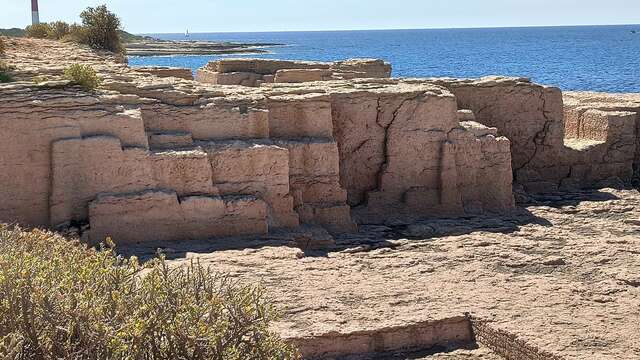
left=148, top=131, right=194, bottom=150
left=88, top=190, right=268, bottom=245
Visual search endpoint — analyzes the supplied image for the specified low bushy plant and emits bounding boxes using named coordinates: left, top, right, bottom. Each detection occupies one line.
left=63, top=63, right=101, bottom=90
left=0, top=225, right=299, bottom=359
left=78, top=5, right=124, bottom=53
left=25, top=23, right=52, bottom=39
left=0, top=37, right=5, bottom=54
left=60, top=23, right=89, bottom=44
left=0, top=61, right=13, bottom=83
left=46, top=20, right=71, bottom=40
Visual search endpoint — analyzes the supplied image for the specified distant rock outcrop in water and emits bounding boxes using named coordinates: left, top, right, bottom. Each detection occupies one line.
left=196, top=58, right=392, bottom=86
left=0, top=37, right=638, bottom=245
left=125, top=39, right=282, bottom=56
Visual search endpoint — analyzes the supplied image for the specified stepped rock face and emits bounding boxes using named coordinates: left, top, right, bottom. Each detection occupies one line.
left=4, top=37, right=637, bottom=244
left=196, top=58, right=392, bottom=87
left=423, top=78, right=639, bottom=192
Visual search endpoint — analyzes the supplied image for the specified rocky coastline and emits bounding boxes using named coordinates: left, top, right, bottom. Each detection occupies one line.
left=1, top=37, right=639, bottom=359
left=125, top=38, right=282, bottom=56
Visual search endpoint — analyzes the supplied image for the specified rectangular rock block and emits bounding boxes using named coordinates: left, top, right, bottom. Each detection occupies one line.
left=268, top=96, right=334, bottom=138
left=49, top=136, right=157, bottom=227
left=142, top=104, right=269, bottom=141
left=150, top=149, right=219, bottom=196
left=88, top=191, right=268, bottom=244
left=203, top=141, right=299, bottom=228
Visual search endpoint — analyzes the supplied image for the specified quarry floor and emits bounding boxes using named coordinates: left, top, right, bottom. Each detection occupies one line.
left=124, top=188, right=640, bottom=359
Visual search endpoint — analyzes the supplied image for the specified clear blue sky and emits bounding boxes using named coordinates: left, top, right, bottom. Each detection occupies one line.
left=1, top=0, right=639, bottom=33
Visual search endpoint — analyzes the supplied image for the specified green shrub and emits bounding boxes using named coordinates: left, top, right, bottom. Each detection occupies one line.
left=0, top=37, right=5, bottom=54
left=60, top=23, right=89, bottom=44
left=25, top=23, right=52, bottom=39
left=0, top=61, right=13, bottom=83
left=63, top=64, right=101, bottom=90
left=0, top=225, right=299, bottom=359
left=47, top=20, right=71, bottom=40
left=78, top=5, right=124, bottom=53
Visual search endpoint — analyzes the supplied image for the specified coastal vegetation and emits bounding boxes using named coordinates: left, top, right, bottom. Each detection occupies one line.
left=22, top=5, right=127, bottom=54
left=0, top=37, right=5, bottom=54
left=0, top=61, right=13, bottom=83
left=77, top=5, right=124, bottom=53
left=0, top=225, right=299, bottom=359
left=63, top=64, right=101, bottom=90
left=24, top=23, right=50, bottom=39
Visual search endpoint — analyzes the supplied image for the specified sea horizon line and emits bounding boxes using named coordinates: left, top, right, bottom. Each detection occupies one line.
left=139, top=23, right=640, bottom=36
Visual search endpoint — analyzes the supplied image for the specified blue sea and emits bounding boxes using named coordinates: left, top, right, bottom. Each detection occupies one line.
left=129, top=26, right=640, bottom=93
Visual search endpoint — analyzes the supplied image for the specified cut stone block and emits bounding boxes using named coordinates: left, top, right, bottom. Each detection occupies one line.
left=88, top=191, right=268, bottom=244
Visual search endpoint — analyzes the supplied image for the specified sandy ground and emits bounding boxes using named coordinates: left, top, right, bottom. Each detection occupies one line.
left=124, top=188, right=640, bottom=359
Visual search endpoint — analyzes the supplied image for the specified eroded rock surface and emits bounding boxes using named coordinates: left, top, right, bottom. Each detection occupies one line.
left=196, top=58, right=392, bottom=86
left=1, top=38, right=513, bottom=244
left=130, top=188, right=639, bottom=360
left=0, top=37, right=637, bottom=247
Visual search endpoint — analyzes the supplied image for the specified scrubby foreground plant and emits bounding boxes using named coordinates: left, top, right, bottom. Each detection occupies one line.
left=0, top=61, right=14, bottom=83
left=63, top=64, right=101, bottom=90
left=0, top=225, right=299, bottom=360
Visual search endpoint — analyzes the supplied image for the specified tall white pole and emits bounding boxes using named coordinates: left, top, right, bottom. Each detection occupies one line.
left=31, top=0, right=40, bottom=25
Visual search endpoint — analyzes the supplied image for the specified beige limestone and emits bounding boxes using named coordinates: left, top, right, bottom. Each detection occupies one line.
left=150, top=149, right=219, bottom=196
left=2, top=37, right=637, bottom=245
left=134, top=66, right=194, bottom=80
left=147, top=187, right=640, bottom=360
left=196, top=58, right=392, bottom=87
left=201, top=141, right=300, bottom=229
left=267, top=94, right=334, bottom=138
left=274, top=68, right=334, bottom=83
left=142, top=103, right=270, bottom=141
left=420, top=78, right=639, bottom=192
left=49, top=136, right=156, bottom=227
left=88, top=191, right=267, bottom=244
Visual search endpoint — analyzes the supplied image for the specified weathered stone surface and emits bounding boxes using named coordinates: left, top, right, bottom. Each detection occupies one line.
left=267, top=94, right=334, bottom=138
left=274, top=68, right=334, bottom=83
left=196, top=58, right=392, bottom=87
left=151, top=187, right=640, bottom=360
left=142, top=103, right=270, bottom=141
left=148, top=131, right=194, bottom=149
left=0, top=85, right=148, bottom=226
left=421, top=78, right=639, bottom=192
left=4, top=37, right=637, bottom=244
left=50, top=136, right=156, bottom=227
left=275, top=139, right=356, bottom=232
left=88, top=191, right=267, bottom=244
left=150, top=149, right=219, bottom=196
left=202, top=141, right=300, bottom=228
left=134, top=66, right=194, bottom=80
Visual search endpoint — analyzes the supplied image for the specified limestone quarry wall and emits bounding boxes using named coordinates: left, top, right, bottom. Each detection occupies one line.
left=2, top=38, right=637, bottom=245
left=326, top=83, right=514, bottom=220
left=424, top=78, right=639, bottom=192
left=0, top=78, right=515, bottom=244
left=196, top=58, right=392, bottom=87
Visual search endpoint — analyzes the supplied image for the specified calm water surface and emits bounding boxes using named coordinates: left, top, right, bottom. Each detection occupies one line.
left=129, top=26, right=640, bottom=93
